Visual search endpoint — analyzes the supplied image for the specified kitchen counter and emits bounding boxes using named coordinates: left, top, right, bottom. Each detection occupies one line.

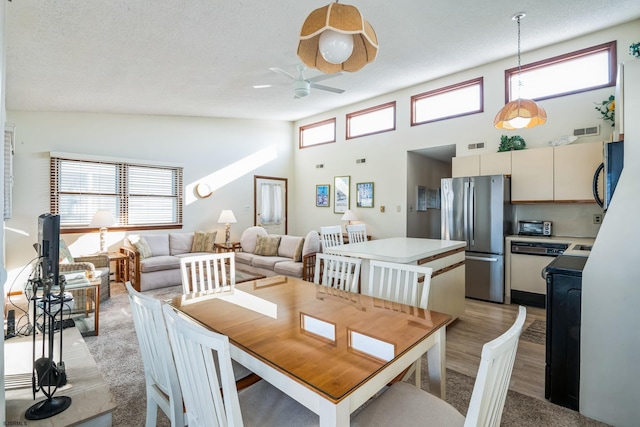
left=326, top=237, right=467, bottom=320
left=505, top=235, right=595, bottom=304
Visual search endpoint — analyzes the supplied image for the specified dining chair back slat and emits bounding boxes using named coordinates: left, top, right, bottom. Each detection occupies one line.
left=346, top=224, right=367, bottom=244
left=314, top=252, right=362, bottom=292
left=126, top=282, right=186, bottom=427
left=180, top=253, right=235, bottom=295
left=320, top=225, right=344, bottom=250
left=365, top=260, right=433, bottom=309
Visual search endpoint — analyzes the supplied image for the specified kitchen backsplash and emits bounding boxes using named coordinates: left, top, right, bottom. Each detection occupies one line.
left=513, top=204, right=603, bottom=238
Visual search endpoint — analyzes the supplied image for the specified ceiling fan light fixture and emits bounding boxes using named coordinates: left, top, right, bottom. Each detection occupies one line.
left=494, top=12, right=547, bottom=130
left=297, top=2, right=378, bottom=74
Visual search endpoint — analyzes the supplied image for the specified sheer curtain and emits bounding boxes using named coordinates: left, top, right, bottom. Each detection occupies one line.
left=260, top=183, right=282, bottom=225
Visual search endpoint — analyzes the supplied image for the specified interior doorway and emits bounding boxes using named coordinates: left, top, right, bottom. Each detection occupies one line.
left=254, top=175, right=288, bottom=235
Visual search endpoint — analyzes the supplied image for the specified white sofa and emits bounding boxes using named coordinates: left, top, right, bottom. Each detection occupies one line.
left=120, top=232, right=217, bottom=292
left=234, top=226, right=320, bottom=281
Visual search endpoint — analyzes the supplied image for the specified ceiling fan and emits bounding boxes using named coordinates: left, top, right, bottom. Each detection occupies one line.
left=266, top=64, right=345, bottom=98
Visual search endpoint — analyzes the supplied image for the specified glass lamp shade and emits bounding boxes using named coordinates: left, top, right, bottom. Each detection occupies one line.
left=319, top=30, right=354, bottom=64
left=298, top=2, right=378, bottom=73
left=494, top=98, right=547, bottom=130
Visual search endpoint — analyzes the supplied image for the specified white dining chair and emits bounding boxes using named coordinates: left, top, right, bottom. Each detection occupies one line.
left=346, top=223, right=367, bottom=244
left=161, top=304, right=319, bottom=427
left=313, top=252, right=362, bottom=292
left=352, top=305, right=527, bottom=427
left=320, top=225, right=344, bottom=251
left=365, top=259, right=433, bottom=310
left=179, top=252, right=235, bottom=295
left=126, top=282, right=186, bottom=427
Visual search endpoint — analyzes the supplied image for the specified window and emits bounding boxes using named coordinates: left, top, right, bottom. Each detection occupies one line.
left=411, top=77, right=483, bottom=126
left=51, top=154, right=183, bottom=230
left=505, top=41, right=616, bottom=102
left=299, top=118, right=336, bottom=148
left=346, top=101, right=395, bottom=139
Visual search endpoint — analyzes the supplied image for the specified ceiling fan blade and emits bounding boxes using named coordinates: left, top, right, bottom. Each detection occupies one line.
left=307, top=72, right=342, bottom=84
left=310, top=83, right=345, bottom=94
left=269, top=67, right=296, bottom=81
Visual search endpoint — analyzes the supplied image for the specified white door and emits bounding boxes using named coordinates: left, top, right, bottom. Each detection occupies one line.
left=254, top=176, right=287, bottom=235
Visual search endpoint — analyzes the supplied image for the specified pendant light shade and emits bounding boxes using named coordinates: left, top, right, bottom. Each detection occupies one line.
left=494, top=12, right=546, bottom=130
left=297, top=2, right=378, bottom=74
left=494, top=98, right=547, bottom=130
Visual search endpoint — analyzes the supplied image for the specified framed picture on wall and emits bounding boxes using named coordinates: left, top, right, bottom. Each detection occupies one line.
left=316, top=184, right=330, bottom=207
left=334, top=176, right=350, bottom=213
left=356, top=182, right=374, bottom=208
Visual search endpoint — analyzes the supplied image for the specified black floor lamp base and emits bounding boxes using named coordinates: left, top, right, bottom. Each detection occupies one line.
left=25, top=396, right=72, bottom=420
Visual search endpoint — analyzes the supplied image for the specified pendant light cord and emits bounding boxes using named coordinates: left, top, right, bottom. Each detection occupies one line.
left=515, top=13, right=524, bottom=106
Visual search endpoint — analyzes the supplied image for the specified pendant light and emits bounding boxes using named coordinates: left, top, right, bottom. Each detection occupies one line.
left=297, top=1, right=378, bottom=74
left=494, top=13, right=547, bottom=130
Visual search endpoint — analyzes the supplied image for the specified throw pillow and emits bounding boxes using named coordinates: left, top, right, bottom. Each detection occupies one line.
left=59, top=239, right=74, bottom=264
left=293, top=238, right=305, bottom=262
left=254, top=235, right=281, bottom=256
left=131, top=236, right=152, bottom=259
left=191, top=231, right=217, bottom=253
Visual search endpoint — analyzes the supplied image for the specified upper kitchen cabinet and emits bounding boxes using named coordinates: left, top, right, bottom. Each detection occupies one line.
left=480, top=151, right=512, bottom=176
left=451, top=151, right=511, bottom=177
left=511, top=146, right=554, bottom=202
left=553, top=141, right=603, bottom=202
left=452, top=155, right=479, bottom=177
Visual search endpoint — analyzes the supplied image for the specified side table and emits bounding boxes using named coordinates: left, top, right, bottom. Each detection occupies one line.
left=214, top=242, right=241, bottom=253
left=107, top=251, right=129, bottom=282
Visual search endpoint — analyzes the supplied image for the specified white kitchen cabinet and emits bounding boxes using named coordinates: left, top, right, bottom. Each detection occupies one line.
left=452, top=155, right=479, bottom=177
left=553, top=141, right=603, bottom=202
left=511, top=146, right=554, bottom=202
left=480, top=151, right=512, bottom=176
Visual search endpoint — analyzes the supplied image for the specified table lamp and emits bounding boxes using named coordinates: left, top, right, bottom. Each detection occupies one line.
left=90, top=210, right=116, bottom=253
left=341, top=209, right=358, bottom=232
left=217, top=210, right=237, bottom=246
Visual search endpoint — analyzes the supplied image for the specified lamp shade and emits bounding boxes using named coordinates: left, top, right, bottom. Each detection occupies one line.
left=297, top=2, right=378, bottom=74
left=494, top=98, right=547, bottom=130
left=217, top=210, right=237, bottom=224
left=341, top=209, right=359, bottom=222
left=90, top=210, right=116, bottom=228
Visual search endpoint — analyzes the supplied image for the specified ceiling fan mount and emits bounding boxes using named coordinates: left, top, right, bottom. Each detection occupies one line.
left=266, top=64, right=345, bottom=98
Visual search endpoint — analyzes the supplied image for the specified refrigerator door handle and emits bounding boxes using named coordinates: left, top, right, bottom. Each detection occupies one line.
left=463, top=181, right=469, bottom=245
left=466, top=256, right=499, bottom=262
left=469, top=181, right=475, bottom=246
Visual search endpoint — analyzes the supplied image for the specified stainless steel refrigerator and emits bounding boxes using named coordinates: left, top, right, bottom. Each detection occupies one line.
left=441, top=175, right=513, bottom=303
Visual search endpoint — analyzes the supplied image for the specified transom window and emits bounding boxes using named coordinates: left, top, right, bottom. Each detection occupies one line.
left=411, top=77, right=484, bottom=126
left=346, top=101, right=396, bottom=139
left=299, top=118, right=336, bottom=148
left=506, top=41, right=616, bottom=102
left=51, top=154, right=183, bottom=230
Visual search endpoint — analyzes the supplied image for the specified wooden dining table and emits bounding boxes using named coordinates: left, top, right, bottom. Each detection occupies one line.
left=167, top=275, right=451, bottom=427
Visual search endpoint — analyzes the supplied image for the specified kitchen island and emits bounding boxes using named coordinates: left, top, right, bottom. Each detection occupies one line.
left=326, top=237, right=466, bottom=320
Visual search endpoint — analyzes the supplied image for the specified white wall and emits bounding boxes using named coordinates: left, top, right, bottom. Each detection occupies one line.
left=3, top=112, right=294, bottom=291
left=580, top=59, right=640, bottom=426
left=292, top=21, right=639, bottom=240
left=1, top=0, right=7, bottom=422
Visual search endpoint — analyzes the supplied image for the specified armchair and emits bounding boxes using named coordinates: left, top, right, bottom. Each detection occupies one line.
left=58, top=240, right=110, bottom=302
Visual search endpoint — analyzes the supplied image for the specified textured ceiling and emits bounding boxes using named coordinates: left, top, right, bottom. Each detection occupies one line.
left=5, top=1, right=640, bottom=122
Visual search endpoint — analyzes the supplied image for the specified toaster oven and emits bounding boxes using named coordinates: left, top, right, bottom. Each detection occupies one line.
left=518, top=220, right=552, bottom=236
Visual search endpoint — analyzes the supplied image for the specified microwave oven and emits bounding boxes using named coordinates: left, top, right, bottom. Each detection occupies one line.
left=518, top=220, right=552, bottom=236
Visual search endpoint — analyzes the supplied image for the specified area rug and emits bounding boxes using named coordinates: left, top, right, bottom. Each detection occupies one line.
left=521, top=319, right=546, bottom=345
left=85, top=283, right=608, bottom=426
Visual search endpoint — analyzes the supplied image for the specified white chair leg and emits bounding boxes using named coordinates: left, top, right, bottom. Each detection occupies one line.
left=145, top=391, right=158, bottom=427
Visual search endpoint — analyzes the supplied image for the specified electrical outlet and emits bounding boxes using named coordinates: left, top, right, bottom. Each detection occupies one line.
left=396, top=205, right=401, bottom=212
left=593, top=214, right=602, bottom=224
left=380, top=205, right=385, bottom=213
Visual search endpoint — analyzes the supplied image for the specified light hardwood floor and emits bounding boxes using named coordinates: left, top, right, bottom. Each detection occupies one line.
left=446, top=298, right=546, bottom=400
